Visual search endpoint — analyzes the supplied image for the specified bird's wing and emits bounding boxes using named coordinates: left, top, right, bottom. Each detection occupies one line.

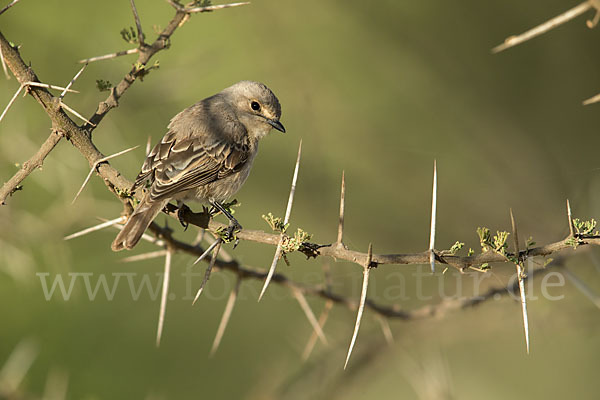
left=132, top=128, right=250, bottom=201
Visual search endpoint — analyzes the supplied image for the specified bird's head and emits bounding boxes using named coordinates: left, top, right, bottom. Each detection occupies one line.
left=223, top=80, right=285, bottom=139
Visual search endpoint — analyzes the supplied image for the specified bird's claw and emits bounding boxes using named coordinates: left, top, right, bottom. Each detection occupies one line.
left=223, top=221, right=242, bottom=248
left=177, top=204, right=191, bottom=231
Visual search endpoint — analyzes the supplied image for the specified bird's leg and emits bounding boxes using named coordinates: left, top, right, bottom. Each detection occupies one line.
left=210, top=200, right=242, bottom=246
left=176, top=201, right=191, bottom=230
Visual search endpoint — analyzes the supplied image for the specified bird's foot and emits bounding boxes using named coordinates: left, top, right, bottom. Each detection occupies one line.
left=177, top=203, right=192, bottom=231
left=222, top=220, right=242, bottom=248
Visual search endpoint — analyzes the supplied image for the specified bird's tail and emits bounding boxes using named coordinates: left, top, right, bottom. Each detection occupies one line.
left=111, top=198, right=168, bottom=251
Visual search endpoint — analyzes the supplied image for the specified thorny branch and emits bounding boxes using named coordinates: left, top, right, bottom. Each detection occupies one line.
left=492, top=0, right=600, bottom=105
left=0, top=129, right=63, bottom=204
left=1, top=1, right=599, bottom=366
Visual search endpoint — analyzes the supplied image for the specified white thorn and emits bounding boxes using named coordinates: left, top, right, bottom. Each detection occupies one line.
left=259, top=140, right=302, bottom=301
left=429, top=159, right=437, bottom=273
left=210, top=277, right=241, bottom=356
left=302, top=300, right=333, bottom=361
left=517, top=266, right=530, bottom=354
left=186, top=1, right=250, bottom=13
left=0, top=84, right=24, bottom=123
left=0, top=338, right=38, bottom=394
left=59, top=101, right=95, bottom=126
left=156, top=250, right=172, bottom=347
left=375, top=314, right=394, bottom=345
left=78, top=48, right=139, bottom=64
left=59, top=63, right=87, bottom=100
left=192, top=238, right=221, bottom=304
left=192, top=238, right=220, bottom=266
left=63, top=216, right=126, bottom=240
left=0, top=0, right=23, bottom=16
left=492, top=1, right=592, bottom=53
left=120, top=250, right=168, bottom=263
left=563, top=267, right=600, bottom=309
left=72, top=145, right=139, bottom=204
left=344, top=265, right=371, bottom=369
left=291, top=287, right=328, bottom=345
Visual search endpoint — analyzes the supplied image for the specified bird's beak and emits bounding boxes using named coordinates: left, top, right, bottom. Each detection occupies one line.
left=267, top=119, right=286, bottom=133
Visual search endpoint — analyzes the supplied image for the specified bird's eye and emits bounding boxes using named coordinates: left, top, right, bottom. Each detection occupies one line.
left=251, top=101, right=261, bottom=111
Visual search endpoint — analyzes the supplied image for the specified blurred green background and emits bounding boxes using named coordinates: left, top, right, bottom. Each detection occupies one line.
left=1, top=0, right=600, bottom=398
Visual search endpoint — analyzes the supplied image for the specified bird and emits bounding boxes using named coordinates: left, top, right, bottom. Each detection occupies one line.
left=111, top=80, right=285, bottom=251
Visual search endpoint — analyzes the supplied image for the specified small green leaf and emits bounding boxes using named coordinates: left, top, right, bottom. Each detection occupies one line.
left=492, top=231, right=510, bottom=255
left=477, top=227, right=492, bottom=252
left=281, top=228, right=313, bottom=254
left=120, top=27, right=138, bottom=44
left=193, top=0, right=212, bottom=7
left=447, top=241, right=464, bottom=255
left=262, top=213, right=287, bottom=233
left=565, top=237, right=581, bottom=250
left=96, top=79, right=113, bottom=92
left=573, top=218, right=597, bottom=236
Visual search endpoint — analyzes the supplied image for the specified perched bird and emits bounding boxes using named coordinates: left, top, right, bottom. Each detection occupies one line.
left=111, top=81, right=285, bottom=251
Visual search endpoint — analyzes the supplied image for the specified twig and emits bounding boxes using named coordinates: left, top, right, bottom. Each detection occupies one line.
left=210, top=276, right=241, bottom=356
left=291, top=287, right=328, bottom=345
left=259, top=140, right=302, bottom=301
left=429, top=159, right=437, bottom=273
left=173, top=207, right=600, bottom=272
left=0, top=130, right=63, bottom=205
left=492, top=1, right=594, bottom=53
left=78, top=48, right=139, bottom=64
left=71, top=145, right=139, bottom=204
left=156, top=249, right=173, bottom=347
left=153, top=220, right=571, bottom=321
left=192, top=238, right=222, bottom=304
left=0, top=0, right=23, bottom=16
left=165, top=0, right=184, bottom=11
left=344, top=243, right=373, bottom=370
left=130, top=0, right=146, bottom=46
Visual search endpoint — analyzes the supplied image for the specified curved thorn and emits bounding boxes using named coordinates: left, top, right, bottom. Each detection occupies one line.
left=344, top=243, right=372, bottom=369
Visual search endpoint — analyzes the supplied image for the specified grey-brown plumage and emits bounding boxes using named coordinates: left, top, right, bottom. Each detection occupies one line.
left=111, top=81, right=285, bottom=251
